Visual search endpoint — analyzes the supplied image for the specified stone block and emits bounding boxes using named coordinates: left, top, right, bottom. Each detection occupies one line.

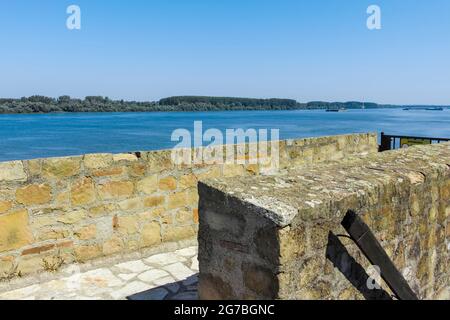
left=179, top=173, right=198, bottom=189
left=168, top=192, right=187, bottom=210
left=0, top=200, right=12, bottom=214
left=242, top=263, right=277, bottom=298
left=74, top=224, right=97, bottom=240
left=113, top=153, right=138, bottom=162
left=140, top=222, right=161, bottom=247
left=74, top=244, right=103, bottom=262
left=83, top=153, right=113, bottom=169
left=71, top=177, right=96, bottom=206
left=0, top=161, right=27, bottom=182
left=103, top=235, right=124, bottom=255
left=97, top=181, right=134, bottom=200
left=143, top=195, right=165, bottom=208
left=42, top=157, right=81, bottom=178
left=16, top=184, right=52, bottom=205
left=137, top=175, right=158, bottom=194
left=199, top=273, right=234, bottom=300
left=0, top=210, right=32, bottom=252
left=159, top=176, right=177, bottom=191
left=162, top=225, right=196, bottom=243
left=92, top=167, right=124, bottom=177
left=116, top=215, right=139, bottom=235
left=57, top=209, right=87, bottom=224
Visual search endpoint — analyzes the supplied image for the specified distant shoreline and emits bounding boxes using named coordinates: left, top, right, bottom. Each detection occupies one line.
left=0, top=95, right=448, bottom=114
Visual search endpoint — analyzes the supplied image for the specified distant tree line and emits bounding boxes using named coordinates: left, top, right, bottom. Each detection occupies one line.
left=0, top=95, right=409, bottom=114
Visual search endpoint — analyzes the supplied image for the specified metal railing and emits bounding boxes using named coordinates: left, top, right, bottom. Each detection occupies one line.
left=379, top=132, right=450, bottom=151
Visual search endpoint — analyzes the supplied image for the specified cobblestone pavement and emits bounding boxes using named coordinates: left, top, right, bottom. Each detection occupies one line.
left=0, top=246, right=198, bottom=300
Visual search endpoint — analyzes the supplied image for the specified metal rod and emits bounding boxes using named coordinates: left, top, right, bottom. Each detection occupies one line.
left=341, top=210, right=419, bottom=300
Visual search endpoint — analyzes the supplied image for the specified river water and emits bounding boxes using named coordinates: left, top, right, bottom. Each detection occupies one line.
left=0, top=108, right=449, bottom=161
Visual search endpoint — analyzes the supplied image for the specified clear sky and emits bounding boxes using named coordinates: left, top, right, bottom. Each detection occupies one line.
left=1, top=0, right=449, bottom=105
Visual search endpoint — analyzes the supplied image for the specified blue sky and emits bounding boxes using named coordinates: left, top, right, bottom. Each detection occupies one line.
left=0, top=0, right=449, bottom=104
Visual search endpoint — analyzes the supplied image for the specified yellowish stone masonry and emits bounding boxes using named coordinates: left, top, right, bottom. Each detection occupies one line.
left=0, top=133, right=377, bottom=279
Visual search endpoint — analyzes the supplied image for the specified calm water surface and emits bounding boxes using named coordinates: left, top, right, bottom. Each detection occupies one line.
left=0, top=109, right=449, bottom=162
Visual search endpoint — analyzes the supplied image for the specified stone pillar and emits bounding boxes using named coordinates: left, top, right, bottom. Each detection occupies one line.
left=197, top=143, right=450, bottom=300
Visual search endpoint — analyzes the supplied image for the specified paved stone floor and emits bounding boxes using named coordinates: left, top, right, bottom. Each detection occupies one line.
left=0, top=246, right=199, bottom=300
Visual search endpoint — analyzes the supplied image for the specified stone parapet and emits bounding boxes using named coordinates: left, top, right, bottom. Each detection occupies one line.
left=198, top=143, right=450, bottom=300
left=0, top=133, right=377, bottom=279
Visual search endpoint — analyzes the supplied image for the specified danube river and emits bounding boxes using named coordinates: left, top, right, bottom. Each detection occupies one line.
left=0, top=108, right=449, bottom=162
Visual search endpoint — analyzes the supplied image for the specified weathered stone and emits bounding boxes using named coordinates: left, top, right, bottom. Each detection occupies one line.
left=57, top=210, right=87, bottom=224
left=89, top=204, right=117, bottom=217
left=204, top=209, right=245, bottom=237
left=242, top=263, right=277, bottom=298
left=31, top=215, right=55, bottom=229
left=16, top=184, right=52, bottom=205
left=54, top=190, right=70, bottom=206
left=115, top=260, right=149, bottom=273
left=199, top=273, right=234, bottom=300
left=118, top=198, right=143, bottom=211
left=163, top=262, right=194, bottom=281
left=0, top=210, right=32, bottom=252
left=103, top=236, right=124, bottom=255
left=185, top=188, right=199, bottom=206
left=175, top=246, right=197, bottom=257
left=0, top=256, right=15, bottom=277
left=138, top=206, right=164, bottom=221
left=143, top=195, right=165, bottom=208
left=144, top=252, right=185, bottom=266
left=159, top=176, right=177, bottom=191
left=36, top=227, right=70, bottom=241
left=279, top=225, right=307, bottom=263
left=83, top=153, right=113, bottom=169
left=297, top=257, right=322, bottom=287
left=74, top=224, right=97, bottom=240
left=71, top=177, right=96, bottom=206
left=97, top=181, right=134, bottom=200
left=0, top=161, right=27, bottom=182
left=147, top=151, right=174, bottom=173
left=42, top=158, right=81, bottom=178
left=17, top=255, right=46, bottom=275
left=168, top=192, right=186, bottom=209
left=137, top=175, right=158, bottom=194
left=113, top=153, right=138, bottom=162
left=246, top=164, right=259, bottom=175
left=193, top=208, right=199, bottom=223
left=130, top=163, right=147, bottom=177
left=179, top=174, right=198, bottom=189
left=162, top=225, right=196, bottom=243
left=175, top=209, right=193, bottom=224
left=0, top=200, right=12, bottom=214
left=137, top=269, right=169, bottom=283
left=140, top=222, right=161, bottom=247
left=92, top=167, right=124, bottom=177
left=26, top=159, right=42, bottom=177
left=116, top=216, right=139, bottom=235
left=195, top=167, right=221, bottom=181
left=74, top=244, right=102, bottom=262
left=223, top=164, right=246, bottom=177
left=21, top=243, right=55, bottom=256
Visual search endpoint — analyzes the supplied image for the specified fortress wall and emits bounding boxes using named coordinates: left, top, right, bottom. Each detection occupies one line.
left=197, top=142, right=450, bottom=300
left=0, top=133, right=377, bottom=279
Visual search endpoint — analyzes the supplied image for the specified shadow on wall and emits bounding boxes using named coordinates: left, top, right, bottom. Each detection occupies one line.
left=325, top=232, right=393, bottom=300
left=127, top=274, right=199, bottom=300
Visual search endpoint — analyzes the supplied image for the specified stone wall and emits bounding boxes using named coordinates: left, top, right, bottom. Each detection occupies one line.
left=197, top=143, right=450, bottom=300
left=0, top=133, right=377, bottom=279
